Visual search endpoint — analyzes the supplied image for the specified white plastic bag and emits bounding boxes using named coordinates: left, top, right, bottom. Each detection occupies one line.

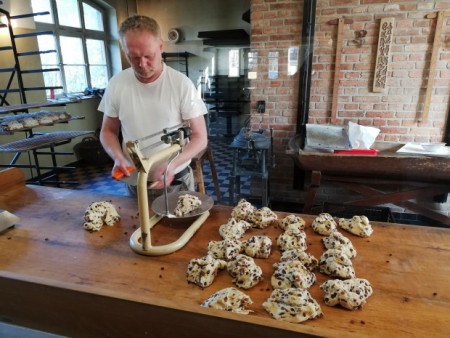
left=348, top=122, right=380, bottom=149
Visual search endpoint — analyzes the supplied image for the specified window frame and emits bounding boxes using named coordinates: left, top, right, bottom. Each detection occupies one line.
left=33, top=0, right=112, bottom=95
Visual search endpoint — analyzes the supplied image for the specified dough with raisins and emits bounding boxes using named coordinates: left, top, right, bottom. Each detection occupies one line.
left=320, top=278, right=373, bottom=310
left=186, top=255, right=227, bottom=288
left=201, top=287, right=253, bottom=314
left=263, top=288, right=322, bottom=323
left=339, top=215, right=373, bottom=237
left=227, top=254, right=263, bottom=289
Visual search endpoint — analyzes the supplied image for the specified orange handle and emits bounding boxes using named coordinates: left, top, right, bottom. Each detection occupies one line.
left=112, top=166, right=135, bottom=180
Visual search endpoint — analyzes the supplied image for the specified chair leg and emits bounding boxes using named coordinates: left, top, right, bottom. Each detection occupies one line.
left=206, top=146, right=222, bottom=203
left=192, top=158, right=206, bottom=194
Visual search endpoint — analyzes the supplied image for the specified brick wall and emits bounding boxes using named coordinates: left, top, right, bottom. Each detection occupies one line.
left=250, top=0, right=450, bottom=205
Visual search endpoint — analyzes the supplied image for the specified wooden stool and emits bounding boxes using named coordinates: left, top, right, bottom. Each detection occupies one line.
left=191, top=143, right=222, bottom=203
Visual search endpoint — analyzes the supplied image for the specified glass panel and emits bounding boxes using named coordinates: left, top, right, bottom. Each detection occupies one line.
left=86, top=39, right=106, bottom=64
left=60, top=36, right=85, bottom=64
left=89, top=65, right=108, bottom=88
left=31, top=0, right=54, bottom=24
left=64, top=66, right=87, bottom=92
left=42, top=66, right=63, bottom=97
left=37, top=35, right=59, bottom=65
left=83, top=3, right=104, bottom=31
left=56, top=0, right=81, bottom=28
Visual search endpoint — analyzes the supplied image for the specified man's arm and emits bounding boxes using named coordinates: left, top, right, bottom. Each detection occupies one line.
left=100, top=115, right=134, bottom=176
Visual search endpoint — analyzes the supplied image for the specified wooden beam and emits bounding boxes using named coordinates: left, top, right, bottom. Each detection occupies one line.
left=421, top=11, right=445, bottom=122
left=330, top=18, right=345, bottom=123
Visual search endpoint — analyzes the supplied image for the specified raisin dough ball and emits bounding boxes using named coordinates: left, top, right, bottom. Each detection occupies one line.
left=227, top=254, right=263, bottom=289
left=271, top=260, right=316, bottom=290
left=339, top=215, right=374, bottom=237
left=231, top=199, right=256, bottom=221
left=277, top=228, right=307, bottom=252
left=279, top=249, right=318, bottom=271
left=242, top=235, right=272, bottom=258
left=201, top=287, right=253, bottom=314
left=278, top=214, right=306, bottom=231
left=312, top=213, right=337, bottom=235
left=186, top=255, right=227, bottom=288
left=207, top=239, right=242, bottom=261
left=322, top=231, right=357, bottom=259
left=219, top=218, right=252, bottom=240
left=319, top=248, right=355, bottom=279
left=248, top=207, right=278, bottom=229
left=320, top=278, right=373, bottom=310
left=83, top=201, right=120, bottom=232
left=263, top=288, right=322, bottom=323
left=174, top=194, right=202, bottom=217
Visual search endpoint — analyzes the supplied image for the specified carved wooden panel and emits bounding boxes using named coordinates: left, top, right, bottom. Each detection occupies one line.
left=373, top=17, right=395, bottom=93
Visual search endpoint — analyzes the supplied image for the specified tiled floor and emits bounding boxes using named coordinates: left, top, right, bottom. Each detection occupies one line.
left=57, top=136, right=251, bottom=205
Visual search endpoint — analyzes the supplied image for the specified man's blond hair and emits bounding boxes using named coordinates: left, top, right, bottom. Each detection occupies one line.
left=119, top=15, right=161, bottom=40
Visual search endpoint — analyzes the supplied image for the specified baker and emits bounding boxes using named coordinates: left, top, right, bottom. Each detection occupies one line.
left=98, top=15, right=208, bottom=198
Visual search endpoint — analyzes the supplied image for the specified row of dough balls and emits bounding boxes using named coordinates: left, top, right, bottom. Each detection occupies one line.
left=1, top=110, right=71, bottom=131
left=83, top=201, right=120, bottom=232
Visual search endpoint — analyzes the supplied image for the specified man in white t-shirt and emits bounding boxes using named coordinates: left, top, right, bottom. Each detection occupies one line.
left=98, top=15, right=208, bottom=197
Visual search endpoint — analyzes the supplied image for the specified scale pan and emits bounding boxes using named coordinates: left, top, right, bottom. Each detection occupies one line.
left=151, top=191, right=214, bottom=218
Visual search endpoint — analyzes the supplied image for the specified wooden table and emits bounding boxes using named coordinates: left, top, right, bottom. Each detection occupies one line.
left=1, top=168, right=450, bottom=337
left=287, top=142, right=450, bottom=225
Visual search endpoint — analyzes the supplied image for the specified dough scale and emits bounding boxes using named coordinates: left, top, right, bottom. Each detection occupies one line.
left=126, top=124, right=213, bottom=256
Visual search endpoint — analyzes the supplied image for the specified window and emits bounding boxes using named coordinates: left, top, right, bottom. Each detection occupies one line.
left=228, top=49, right=240, bottom=77
left=31, top=0, right=110, bottom=96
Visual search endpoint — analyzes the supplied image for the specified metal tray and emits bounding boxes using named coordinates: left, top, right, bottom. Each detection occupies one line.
left=151, top=191, right=213, bottom=218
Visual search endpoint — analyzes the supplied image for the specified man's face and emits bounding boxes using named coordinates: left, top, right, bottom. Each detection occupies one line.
left=122, top=30, right=163, bottom=83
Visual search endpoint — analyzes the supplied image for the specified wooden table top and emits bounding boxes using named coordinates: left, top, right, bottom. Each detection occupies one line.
left=1, top=169, right=450, bottom=337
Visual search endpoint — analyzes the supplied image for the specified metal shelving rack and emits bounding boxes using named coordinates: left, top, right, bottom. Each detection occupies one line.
left=0, top=5, right=92, bottom=185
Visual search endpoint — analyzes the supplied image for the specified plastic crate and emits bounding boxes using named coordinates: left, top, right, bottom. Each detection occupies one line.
left=322, top=202, right=394, bottom=222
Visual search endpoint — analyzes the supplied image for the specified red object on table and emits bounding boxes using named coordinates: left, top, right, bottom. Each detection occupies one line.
left=334, top=149, right=379, bottom=155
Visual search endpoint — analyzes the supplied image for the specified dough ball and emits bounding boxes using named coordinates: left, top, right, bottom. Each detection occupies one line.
left=186, top=255, right=227, bottom=288
left=242, top=235, right=272, bottom=258
left=201, top=287, right=253, bottom=314
left=320, top=278, right=373, bottom=310
left=227, top=254, right=263, bottom=289
left=339, top=215, right=374, bottom=237
left=312, top=213, right=337, bottom=235
left=271, top=260, right=316, bottom=290
left=263, top=288, right=322, bottom=323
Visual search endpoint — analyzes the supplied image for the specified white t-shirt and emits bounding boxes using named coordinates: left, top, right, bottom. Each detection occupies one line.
left=98, top=64, right=207, bottom=172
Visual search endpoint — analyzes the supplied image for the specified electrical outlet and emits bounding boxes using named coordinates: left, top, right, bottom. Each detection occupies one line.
left=257, top=100, right=265, bottom=113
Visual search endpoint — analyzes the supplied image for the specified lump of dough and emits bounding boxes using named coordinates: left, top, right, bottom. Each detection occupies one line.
left=219, top=218, right=252, bottom=240
left=230, top=199, right=256, bottom=221
left=186, top=255, right=227, bottom=288
left=248, top=207, right=278, bottom=229
left=277, top=228, right=307, bottom=252
left=320, top=278, right=373, bottom=310
left=83, top=201, right=120, bottom=232
left=279, top=249, right=318, bottom=271
left=201, top=287, right=253, bottom=314
left=207, top=239, right=242, bottom=261
left=312, top=213, right=337, bottom=235
left=242, top=235, right=272, bottom=258
left=227, top=254, right=263, bottom=289
left=319, top=248, right=355, bottom=279
left=174, top=194, right=202, bottom=217
left=278, top=214, right=305, bottom=231
left=339, top=215, right=374, bottom=237
left=263, top=288, right=322, bottom=323
left=271, top=260, right=316, bottom=290
left=322, top=231, right=357, bottom=259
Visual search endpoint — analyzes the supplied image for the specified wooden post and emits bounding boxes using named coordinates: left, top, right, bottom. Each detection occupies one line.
left=422, top=11, right=450, bottom=122
left=328, top=18, right=353, bottom=124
